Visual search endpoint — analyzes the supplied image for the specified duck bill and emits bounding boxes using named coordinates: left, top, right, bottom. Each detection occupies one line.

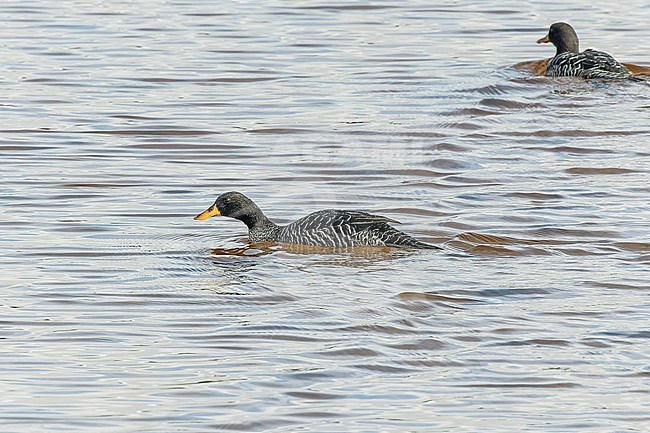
left=194, top=204, right=221, bottom=221
left=537, top=34, right=550, bottom=44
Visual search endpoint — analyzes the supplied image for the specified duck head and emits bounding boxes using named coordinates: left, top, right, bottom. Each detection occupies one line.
left=537, top=22, right=580, bottom=55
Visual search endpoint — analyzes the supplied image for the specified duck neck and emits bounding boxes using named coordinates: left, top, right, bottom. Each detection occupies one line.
left=239, top=210, right=279, bottom=243
left=555, top=36, right=579, bottom=55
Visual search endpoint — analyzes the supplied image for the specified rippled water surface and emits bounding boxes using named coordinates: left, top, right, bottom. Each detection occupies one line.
left=2, top=1, right=650, bottom=431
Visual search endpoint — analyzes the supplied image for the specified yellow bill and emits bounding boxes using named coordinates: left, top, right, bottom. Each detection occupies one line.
left=537, top=35, right=550, bottom=44
left=194, top=204, right=221, bottom=221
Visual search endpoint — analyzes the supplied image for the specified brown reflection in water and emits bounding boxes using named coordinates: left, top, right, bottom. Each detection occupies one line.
left=397, top=291, right=480, bottom=303
left=624, top=63, right=650, bottom=78
left=565, top=167, right=642, bottom=175
left=587, top=281, right=650, bottom=291
left=614, top=242, right=650, bottom=252
left=210, top=242, right=422, bottom=262
left=449, top=232, right=550, bottom=256
left=211, top=242, right=280, bottom=258
left=514, top=58, right=551, bottom=76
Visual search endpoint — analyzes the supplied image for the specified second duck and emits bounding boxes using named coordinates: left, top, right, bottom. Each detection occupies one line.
left=537, top=22, right=634, bottom=80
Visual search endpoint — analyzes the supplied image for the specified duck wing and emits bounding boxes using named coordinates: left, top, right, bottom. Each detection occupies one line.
left=276, top=210, right=437, bottom=248
left=579, top=49, right=631, bottom=79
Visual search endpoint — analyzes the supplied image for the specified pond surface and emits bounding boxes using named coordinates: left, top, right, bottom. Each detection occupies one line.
left=1, top=0, right=649, bottom=431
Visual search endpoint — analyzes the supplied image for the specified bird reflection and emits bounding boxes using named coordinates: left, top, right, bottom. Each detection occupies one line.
left=207, top=240, right=422, bottom=268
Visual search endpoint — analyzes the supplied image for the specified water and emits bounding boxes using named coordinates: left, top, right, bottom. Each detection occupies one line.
left=2, top=1, right=649, bottom=431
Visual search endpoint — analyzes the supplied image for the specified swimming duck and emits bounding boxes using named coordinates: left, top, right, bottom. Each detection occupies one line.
left=537, top=22, right=633, bottom=80
left=194, top=191, right=440, bottom=249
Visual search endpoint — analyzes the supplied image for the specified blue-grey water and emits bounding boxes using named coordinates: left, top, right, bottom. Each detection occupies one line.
left=1, top=1, right=649, bottom=432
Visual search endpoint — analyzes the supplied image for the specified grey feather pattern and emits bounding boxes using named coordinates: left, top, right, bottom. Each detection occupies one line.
left=547, top=49, right=632, bottom=79
left=274, top=209, right=438, bottom=249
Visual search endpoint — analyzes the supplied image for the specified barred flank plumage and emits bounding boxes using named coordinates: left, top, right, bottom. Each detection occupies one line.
left=196, top=192, right=440, bottom=250
left=547, top=49, right=632, bottom=80
left=276, top=210, right=438, bottom=249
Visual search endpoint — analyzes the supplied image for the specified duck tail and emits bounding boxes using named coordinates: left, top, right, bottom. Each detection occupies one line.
left=390, top=238, right=442, bottom=250
left=414, top=241, right=443, bottom=250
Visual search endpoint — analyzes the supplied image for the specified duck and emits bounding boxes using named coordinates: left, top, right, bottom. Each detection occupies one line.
left=537, top=22, right=634, bottom=80
left=194, top=191, right=440, bottom=249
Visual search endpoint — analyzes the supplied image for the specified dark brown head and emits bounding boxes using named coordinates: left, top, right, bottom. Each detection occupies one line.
left=537, top=22, right=580, bottom=55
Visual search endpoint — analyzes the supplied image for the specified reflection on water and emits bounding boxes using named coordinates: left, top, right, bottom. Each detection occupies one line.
left=1, top=0, right=649, bottom=431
